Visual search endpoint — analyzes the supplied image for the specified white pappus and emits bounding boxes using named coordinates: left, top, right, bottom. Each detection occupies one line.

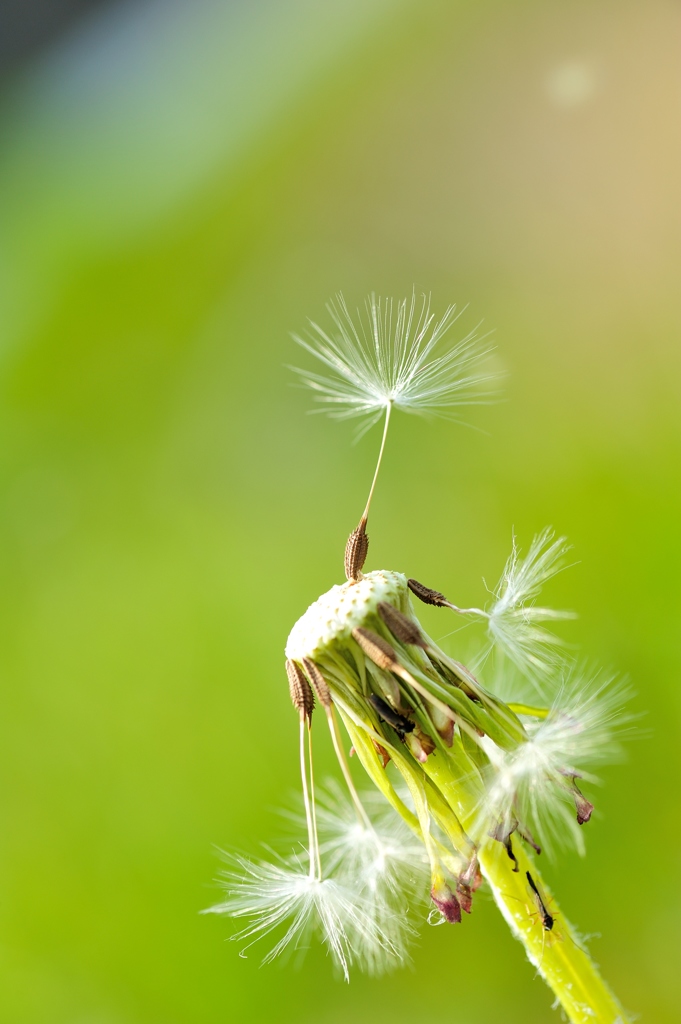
left=476, top=671, right=632, bottom=856
left=447, top=528, right=576, bottom=685
left=486, top=529, right=575, bottom=680
left=203, top=853, right=401, bottom=981
left=290, top=292, right=497, bottom=436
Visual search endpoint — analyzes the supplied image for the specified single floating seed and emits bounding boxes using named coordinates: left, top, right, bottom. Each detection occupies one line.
left=286, top=659, right=314, bottom=720
left=352, top=627, right=399, bottom=672
left=344, top=516, right=369, bottom=581
left=407, top=577, right=452, bottom=607
left=301, top=657, right=332, bottom=709
left=378, top=601, right=427, bottom=648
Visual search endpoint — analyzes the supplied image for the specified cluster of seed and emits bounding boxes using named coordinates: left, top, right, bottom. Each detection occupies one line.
left=285, top=564, right=599, bottom=924
left=285, top=570, right=487, bottom=916
left=285, top=570, right=408, bottom=662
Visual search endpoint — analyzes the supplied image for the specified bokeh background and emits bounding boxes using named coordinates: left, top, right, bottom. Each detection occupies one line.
left=1, top=1, right=680, bottom=1021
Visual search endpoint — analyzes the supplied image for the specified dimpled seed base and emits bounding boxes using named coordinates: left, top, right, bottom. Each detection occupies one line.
left=285, top=570, right=408, bottom=661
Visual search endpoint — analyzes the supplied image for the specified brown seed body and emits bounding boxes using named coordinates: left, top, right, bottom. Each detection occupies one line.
left=407, top=578, right=452, bottom=607
left=378, top=601, right=427, bottom=648
left=344, top=517, right=369, bottom=581
left=301, top=657, right=333, bottom=709
left=560, top=771, right=595, bottom=825
left=286, top=659, right=315, bottom=720
left=352, top=627, right=399, bottom=672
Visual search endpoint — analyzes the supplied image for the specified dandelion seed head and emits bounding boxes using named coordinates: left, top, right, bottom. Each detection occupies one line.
left=285, top=569, right=408, bottom=661
left=208, top=286, right=634, bottom=1014
left=291, top=292, right=497, bottom=435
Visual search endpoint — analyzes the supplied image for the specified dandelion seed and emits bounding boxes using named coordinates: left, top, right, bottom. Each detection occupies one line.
left=344, top=515, right=369, bottom=581
left=406, top=533, right=573, bottom=689
left=291, top=292, right=496, bottom=434
left=293, top=293, right=497, bottom=580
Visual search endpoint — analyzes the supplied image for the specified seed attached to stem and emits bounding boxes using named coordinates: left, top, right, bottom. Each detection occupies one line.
left=407, top=578, right=453, bottom=607
left=490, top=820, right=520, bottom=873
left=286, top=659, right=315, bottom=721
left=569, top=779, right=594, bottom=825
left=344, top=516, right=369, bottom=582
left=301, top=658, right=333, bottom=709
left=352, top=627, right=400, bottom=672
left=378, top=601, right=427, bottom=648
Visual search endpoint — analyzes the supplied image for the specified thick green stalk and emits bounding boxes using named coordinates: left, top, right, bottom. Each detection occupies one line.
left=480, top=839, right=627, bottom=1024
left=423, top=750, right=629, bottom=1024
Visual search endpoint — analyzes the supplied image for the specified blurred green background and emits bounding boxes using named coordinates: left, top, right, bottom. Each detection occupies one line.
left=0, top=0, right=679, bottom=1021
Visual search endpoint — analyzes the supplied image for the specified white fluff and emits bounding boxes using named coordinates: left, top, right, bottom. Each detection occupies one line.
left=285, top=783, right=428, bottom=972
left=204, top=854, right=405, bottom=980
left=487, top=529, right=575, bottom=682
left=315, top=783, right=429, bottom=898
left=478, top=673, right=631, bottom=855
left=291, top=292, right=496, bottom=434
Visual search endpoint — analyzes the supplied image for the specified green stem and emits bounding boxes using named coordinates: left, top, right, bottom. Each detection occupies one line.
left=422, top=749, right=629, bottom=1023
left=362, top=402, right=392, bottom=522
left=480, top=840, right=627, bottom=1024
